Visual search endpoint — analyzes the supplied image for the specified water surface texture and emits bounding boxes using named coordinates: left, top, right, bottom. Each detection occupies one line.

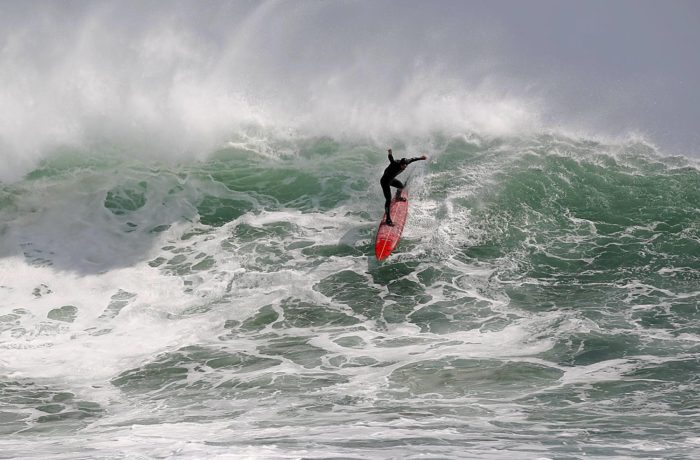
left=1, top=2, right=699, bottom=459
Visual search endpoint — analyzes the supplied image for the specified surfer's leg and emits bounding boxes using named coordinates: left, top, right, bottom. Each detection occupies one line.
left=391, top=179, right=406, bottom=201
left=382, top=181, right=393, bottom=225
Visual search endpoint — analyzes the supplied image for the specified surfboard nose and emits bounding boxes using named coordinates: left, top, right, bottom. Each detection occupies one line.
left=375, top=238, right=394, bottom=260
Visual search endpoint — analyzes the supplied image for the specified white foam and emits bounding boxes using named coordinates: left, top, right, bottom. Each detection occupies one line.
left=0, top=256, right=199, bottom=383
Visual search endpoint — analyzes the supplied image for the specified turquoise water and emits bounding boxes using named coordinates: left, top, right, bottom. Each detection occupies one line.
left=1, top=133, right=698, bottom=458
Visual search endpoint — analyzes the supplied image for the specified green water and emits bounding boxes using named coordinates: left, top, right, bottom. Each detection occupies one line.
left=1, top=134, right=699, bottom=458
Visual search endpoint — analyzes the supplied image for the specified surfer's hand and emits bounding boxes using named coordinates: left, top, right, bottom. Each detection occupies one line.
left=388, top=148, right=392, bottom=154
left=420, top=155, right=427, bottom=160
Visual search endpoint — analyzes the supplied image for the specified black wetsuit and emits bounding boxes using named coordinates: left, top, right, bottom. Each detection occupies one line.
left=380, top=152, right=422, bottom=224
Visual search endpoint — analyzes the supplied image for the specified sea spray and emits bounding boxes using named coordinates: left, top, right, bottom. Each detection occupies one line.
left=1, top=2, right=699, bottom=458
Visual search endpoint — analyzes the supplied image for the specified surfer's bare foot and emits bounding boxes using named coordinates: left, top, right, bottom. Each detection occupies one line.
left=395, top=196, right=406, bottom=202
left=386, top=219, right=394, bottom=226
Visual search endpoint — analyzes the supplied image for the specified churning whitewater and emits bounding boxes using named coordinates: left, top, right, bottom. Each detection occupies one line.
left=1, top=2, right=700, bottom=459
left=2, top=134, right=699, bottom=459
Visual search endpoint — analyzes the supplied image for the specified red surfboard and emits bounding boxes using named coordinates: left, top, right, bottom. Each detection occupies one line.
left=375, top=189, right=409, bottom=261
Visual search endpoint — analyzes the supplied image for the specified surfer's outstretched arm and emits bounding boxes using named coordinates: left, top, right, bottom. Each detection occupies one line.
left=387, top=148, right=396, bottom=164
left=407, top=155, right=428, bottom=164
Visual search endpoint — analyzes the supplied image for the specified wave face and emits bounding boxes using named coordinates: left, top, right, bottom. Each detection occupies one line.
left=1, top=133, right=699, bottom=458
left=2, top=2, right=700, bottom=458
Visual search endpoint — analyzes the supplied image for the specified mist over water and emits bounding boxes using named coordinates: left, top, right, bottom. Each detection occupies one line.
left=1, top=2, right=699, bottom=459
left=5, top=0, right=690, bottom=181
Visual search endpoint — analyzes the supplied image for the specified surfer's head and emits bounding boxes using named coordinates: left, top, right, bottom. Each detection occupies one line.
left=399, top=158, right=409, bottom=169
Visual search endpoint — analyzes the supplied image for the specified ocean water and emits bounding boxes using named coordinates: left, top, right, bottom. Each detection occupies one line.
left=2, top=2, right=700, bottom=459
left=1, top=133, right=698, bottom=459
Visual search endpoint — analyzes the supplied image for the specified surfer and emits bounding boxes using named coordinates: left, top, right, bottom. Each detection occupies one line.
left=380, top=148, right=427, bottom=226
